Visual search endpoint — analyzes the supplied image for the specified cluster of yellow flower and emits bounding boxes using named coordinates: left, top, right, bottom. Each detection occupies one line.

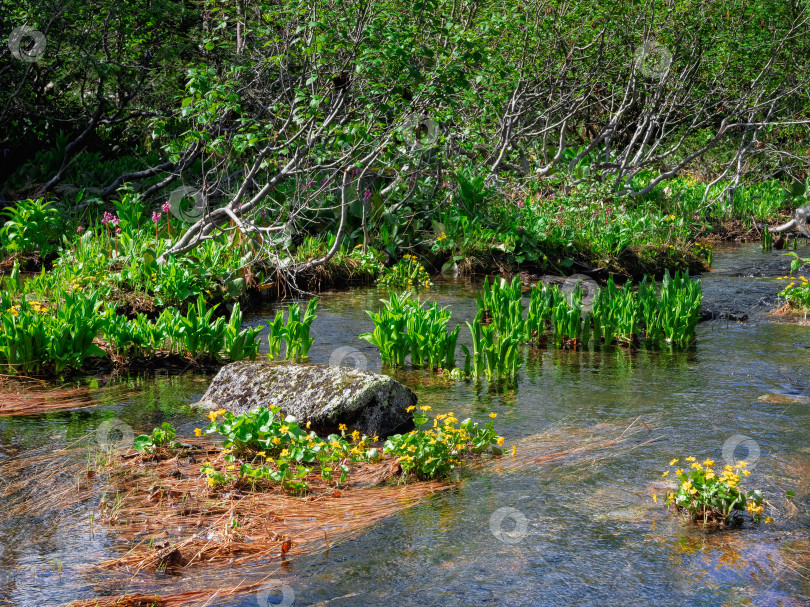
left=437, top=232, right=448, bottom=242
left=663, top=214, right=677, bottom=221
left=207, top=408, right=229, bottom=423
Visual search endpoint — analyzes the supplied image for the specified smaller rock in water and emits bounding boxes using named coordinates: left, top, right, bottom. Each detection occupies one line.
left=198, top=360, right=416, bottom=437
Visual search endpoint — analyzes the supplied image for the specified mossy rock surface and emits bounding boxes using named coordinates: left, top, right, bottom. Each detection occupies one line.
left=198, top=360, right=416, bottom=437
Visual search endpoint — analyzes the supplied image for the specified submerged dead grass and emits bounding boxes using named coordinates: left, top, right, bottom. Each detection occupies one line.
left=0, top=381, right=145, bottom=416
left=80, top=416, right=661, bottom=575
left=0, top=415, right=663, bottom=607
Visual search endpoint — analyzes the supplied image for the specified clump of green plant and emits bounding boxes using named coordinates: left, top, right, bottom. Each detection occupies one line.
left=0, top=285, right=262, bottom=375
left=384, top=405, right=504, bottom=480
left=658, top=457, right=770, bottom=526
left=0, top=198, right=61, bottom=257
left=201, top=406, right=379, bottom=491
left=462, top=311, right=522, bottom=382
left=525, top=270, right=701, bottom=350
left=134, top=422, right=181, bottom=455
left=360, top=292, right=459, bottom=370
left=377, top=254, right=432, bottom=290
left=266, top=298, right=318, bottom=360
left=477, top=276, right=526, bottom=340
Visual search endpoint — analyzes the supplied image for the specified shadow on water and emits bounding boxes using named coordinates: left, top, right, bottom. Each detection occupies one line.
left=1, top=244, right=810, bottom=606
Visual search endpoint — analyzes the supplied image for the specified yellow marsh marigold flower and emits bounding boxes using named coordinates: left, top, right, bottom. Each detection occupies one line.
left=272, top=436, right=281, bottom=445
left=662, top=470, right=669, bottom=477
left=280, top=449, right=289, bottom=457
left=511, top=445, right=517, bottom=456
left=207, top=477, right=216, bottom=487
left=489, top=412, right=497, bottom=418
left=691, top=462, right=703, bottom=470
left=351, top=430, right=360, bottom=441
left=736, top=460, right=748, bottom=468
left=670, top=459, right=679, bottom=466
left=705, top=470, right=716, bottom=480
left=703, top=459, right=714, bottom=467
left=338, top=423, right=348, bottom=431
left=685, top=457, right=696, bottom=462
left=652, top=494, right=658, bottom=503
left=194, top=428, right=202, bottom=437
left=280, top=425, right=289, bottom=433
left=406, top=406, right=416, bottom=413
left=207, top=409, right=227, bottom=422
left=419, top=405, right=431, bottom=411
left=497, top=436, right=505, bottom=446
left=306, top=421, right=311, bottom=429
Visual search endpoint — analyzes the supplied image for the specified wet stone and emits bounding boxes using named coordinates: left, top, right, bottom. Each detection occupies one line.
left=197, top=360, right=416, bottom=437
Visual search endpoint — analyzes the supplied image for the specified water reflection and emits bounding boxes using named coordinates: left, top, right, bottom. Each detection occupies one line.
left=0, top=245, right=809, bottom=606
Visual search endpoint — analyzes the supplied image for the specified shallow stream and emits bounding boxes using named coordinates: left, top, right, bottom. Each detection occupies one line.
left=1, top=244, right=809, bottom=606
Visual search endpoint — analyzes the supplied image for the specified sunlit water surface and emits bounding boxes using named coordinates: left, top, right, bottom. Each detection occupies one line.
left=1, top=244, right=809, bottom=606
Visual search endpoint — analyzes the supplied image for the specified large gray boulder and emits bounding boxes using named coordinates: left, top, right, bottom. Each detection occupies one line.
left=197, top=360, right=416, bottom=437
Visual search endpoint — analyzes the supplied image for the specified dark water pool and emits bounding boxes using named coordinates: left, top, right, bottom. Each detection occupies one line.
left=1, top=244, right=809, bottom=606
